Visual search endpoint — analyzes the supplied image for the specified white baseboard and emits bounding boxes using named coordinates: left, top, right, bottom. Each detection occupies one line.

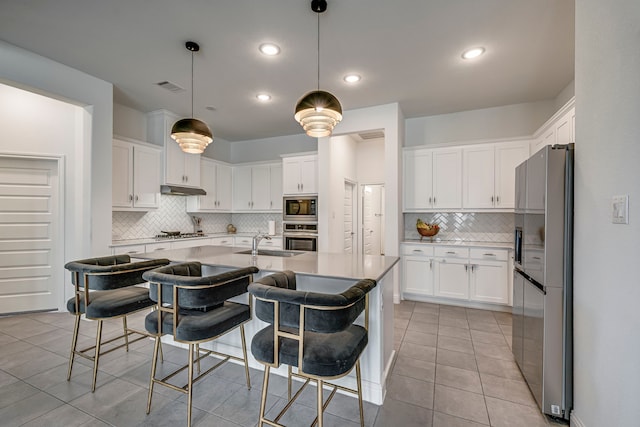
left=570, top=411, right=586, bottom=427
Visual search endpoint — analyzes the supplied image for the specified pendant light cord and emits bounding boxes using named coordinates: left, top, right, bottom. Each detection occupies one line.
left=317, top=11, right=320, bottom=92
left=191, top=50, right=195, bottom=117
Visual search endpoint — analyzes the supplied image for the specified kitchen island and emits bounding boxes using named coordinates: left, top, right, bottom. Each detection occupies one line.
left=138, top=245, right=399, bottom=405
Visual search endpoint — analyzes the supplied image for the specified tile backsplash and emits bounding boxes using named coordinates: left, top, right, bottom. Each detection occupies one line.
left=404, top=212, right=513, bottom=243
left=112, top=195, right=282, bottom=240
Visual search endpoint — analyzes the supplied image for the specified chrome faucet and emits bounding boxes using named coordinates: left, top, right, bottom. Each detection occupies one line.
left=252, top=233, right=272, bottom=256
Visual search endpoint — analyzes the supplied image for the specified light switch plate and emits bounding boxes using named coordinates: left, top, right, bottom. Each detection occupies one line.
left=612, top=195, right=629, bottom=224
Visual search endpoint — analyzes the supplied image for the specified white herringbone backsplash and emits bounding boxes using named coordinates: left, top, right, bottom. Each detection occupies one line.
left=113, top=195, right=283, bottom=240
left=404, top=212, right=514, bottom=243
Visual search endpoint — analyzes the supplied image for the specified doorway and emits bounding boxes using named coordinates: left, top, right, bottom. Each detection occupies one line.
left=343, top=180, right=357, bottom=253
left=362, top=184, right=385, bottom=255
left=0, top=155, right=64, bottom=314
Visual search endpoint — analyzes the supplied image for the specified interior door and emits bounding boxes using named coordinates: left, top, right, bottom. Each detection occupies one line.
left=343, top=181, right=356, bottom=254
left=362, top=184, right=384, bottom=255
left=0, top=156, right=63, bottom=313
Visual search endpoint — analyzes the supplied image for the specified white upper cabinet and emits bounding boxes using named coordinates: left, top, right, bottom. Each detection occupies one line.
left=186, top=159, right=232, bottom=212
left=404, top=147, right=461, bottom=211
left=531, top=99, right=575, bottom=154
left=232, top=163, right=282, bottom=212
left=112, top=138, right=161, bottom=211
left=269, top=163, right=283, bottom=211
left=462, top=141, right=529, bottom=210
left=147, top=109, right=201, bottom=187
left=283, top=154, right=317, bottom=195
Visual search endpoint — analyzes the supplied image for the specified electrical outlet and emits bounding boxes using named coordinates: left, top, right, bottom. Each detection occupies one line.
left=612, top=195, right=629, bottom=224
left=551, top=405, right=561, bottom=415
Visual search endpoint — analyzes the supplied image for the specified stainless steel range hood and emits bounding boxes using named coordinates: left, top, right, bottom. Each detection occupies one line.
left=160, top=185, right=206, bottom=196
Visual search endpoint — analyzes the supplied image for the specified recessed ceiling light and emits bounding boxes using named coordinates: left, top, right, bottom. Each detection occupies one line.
left=259, top=43, right=280, bottom=56
left=256, top=93, right=272, bottom=102
left=343, top=74, right=361, bottom=83
left=462, top=47, right=485, bottom=60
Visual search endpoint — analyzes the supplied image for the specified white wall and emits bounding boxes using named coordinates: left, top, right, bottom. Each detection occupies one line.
left=573, top=1, right=640, bottom=426
left=0, top=40, right=112, bottom=259
left=114, top=103, right=148, bottom=142
left=356, top=138, right=385, bottom=184
left=325, top=135, right=357, bottom=253
left=405, top=100, right=556, bottom=147
left=230, top=133, right=317, bottom=163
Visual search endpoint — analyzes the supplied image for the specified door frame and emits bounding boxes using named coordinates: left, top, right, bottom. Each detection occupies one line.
left=359, top=182, right=385, bottom=255
left=343, top=179, right=357, bottom=253
left=0, top=153, right=66, bottom=312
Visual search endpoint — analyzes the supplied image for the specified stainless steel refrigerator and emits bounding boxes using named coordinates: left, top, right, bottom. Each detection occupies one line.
left=513, top=144, right=573, bottom=420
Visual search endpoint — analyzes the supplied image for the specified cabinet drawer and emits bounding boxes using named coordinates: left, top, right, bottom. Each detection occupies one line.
left=145, top=242, right=171, bottom=253
left=112, top=244, right=146, bottom=255
left=435, top=247, right=469, bottom=258
left=211, top=237, right=233, bottom=246
left=262, top=238, right=283, bottom=249
left=234, top=236, right=253, bottom=247
left=469, top=248, right=508, bottom=261
left=402, top=245, right=434, bottom=256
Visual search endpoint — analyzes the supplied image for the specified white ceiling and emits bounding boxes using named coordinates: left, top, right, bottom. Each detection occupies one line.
left=0, top=0, right=575, bottom=142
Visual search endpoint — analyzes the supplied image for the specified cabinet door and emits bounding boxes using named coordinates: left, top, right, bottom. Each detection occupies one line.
left=198, top=160, right=217, bottom=210
left=133, top=145, right=161, bottom=209
left=183, top=152, right=201, bottom=187
left=469, top=261, right=508, bottom=304
left=432, top=148, right=462, bottom=209
left=299, top=156, right=317, bottom=193
left=494, top=142, right=529, bottom=209
left=216, top=163, right=232, bottom=211
left=462, top=145, right=495, bottom=209
left=435, top=258, right=469, bottom=300
left=403, top=256, right=434, bottom=296
left=233, top=166, right=253, bottom=211
left=112, top=140, right=133, bottom=208
left=251, top=165, right=271, bottom=210
left=164, top=139, right=185, bottom=185
left=282, top=158, right=301, bottom=194
left=269, top=164, right=283, bottom=211
left=404, top=149, right=433, bottom=210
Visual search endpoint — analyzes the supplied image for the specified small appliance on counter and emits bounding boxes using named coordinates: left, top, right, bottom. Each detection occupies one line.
left=268, top=220, right=276, bottom=236
left=226, top=224, right=237, bottom=234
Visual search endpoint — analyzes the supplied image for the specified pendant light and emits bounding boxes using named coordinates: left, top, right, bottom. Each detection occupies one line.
left=171, top=41, right=213, bottom=154
left=294, top=0, right=342, bottom=138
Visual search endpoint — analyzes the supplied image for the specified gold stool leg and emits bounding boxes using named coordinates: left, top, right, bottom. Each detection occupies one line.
left=187, top=343, right=194, bottom=427
left=123, top=316, right=129, bottom=351
left=258, top=365, right=271, bottom=427
left=67, top=314, right=81, bottom=381
left=356, top=360, right=365, bottom=427
left=317, top=379, right=324, bottom=427
left=146, top=336, right=161, bottom=414
left=287, top=365, right=292, bottom=400
left=91, top=319, right=103, bottom=392
left=240, top=325, right=251, bottom=390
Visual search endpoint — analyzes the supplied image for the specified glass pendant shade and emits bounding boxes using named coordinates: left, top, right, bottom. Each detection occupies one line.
left=294, top=90, right=343, bottom=137
left=171, top=118, right=213, bottom=154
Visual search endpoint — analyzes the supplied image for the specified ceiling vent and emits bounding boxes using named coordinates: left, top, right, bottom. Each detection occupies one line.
left=156, top=81, right=185, bottom=93
left=358, top=130, right=385, bottom=140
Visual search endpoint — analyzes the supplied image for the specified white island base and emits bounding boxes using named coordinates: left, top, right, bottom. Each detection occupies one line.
left=140, top=245, right=399, bottom=405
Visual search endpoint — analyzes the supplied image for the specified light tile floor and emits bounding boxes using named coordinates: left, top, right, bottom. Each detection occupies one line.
left=0, top=302, right=568, bottom=426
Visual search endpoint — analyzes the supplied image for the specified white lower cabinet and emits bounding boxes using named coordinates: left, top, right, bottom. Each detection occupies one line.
left=402, top=244, right=510, bottom=307
left=113, top=244, right=146, bottom=256
left=210, top=236, right=233, bottom=246
left=401, top=245, right=435, bottom=296
left=234, top=236, right=253, bottom=247
left=261, top=237, right=283, bottom=249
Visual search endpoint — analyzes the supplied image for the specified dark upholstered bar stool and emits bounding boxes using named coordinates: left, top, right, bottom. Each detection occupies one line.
left=142, top=262, right=258, bottom=427
left=248, top=270, right=377, bottom=427
left=64, top=254, right=170, bottom=392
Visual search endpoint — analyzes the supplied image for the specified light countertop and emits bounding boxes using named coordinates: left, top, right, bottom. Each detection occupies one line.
left=136, top=245, right=399, bottom=282
left=403, top=239, right=513, bottom=250
left=111, top=233, right=281, bottom=247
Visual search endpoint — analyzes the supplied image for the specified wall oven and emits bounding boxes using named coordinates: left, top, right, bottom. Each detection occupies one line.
left=283, top=196, right=317, bottom=222
left=283, top=222, right=318, bottom=252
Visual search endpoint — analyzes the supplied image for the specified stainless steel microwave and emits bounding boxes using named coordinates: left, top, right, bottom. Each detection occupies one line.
left=283, top=196, right=317, bottom=221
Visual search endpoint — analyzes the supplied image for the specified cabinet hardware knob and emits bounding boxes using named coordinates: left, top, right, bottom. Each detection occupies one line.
left=496, top=196, right=500, bottom=203
left=412, top=249, right=423, bottom=253
left=484, top=253, right=496, bottom=257
left=491, top=196, right=494, bottom=203
left=433, top=197, right=436, bottom=205
left=129, top=195, right=133, bottom=201
left=446, top=251, right=456, bottom=254
left=465, top=264, right=468, bottom=271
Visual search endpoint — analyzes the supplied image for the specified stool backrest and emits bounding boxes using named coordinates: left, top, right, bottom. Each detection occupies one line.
left=250, top=271, right=376, bottom=334
left=64, top=255, right=170, bottom=290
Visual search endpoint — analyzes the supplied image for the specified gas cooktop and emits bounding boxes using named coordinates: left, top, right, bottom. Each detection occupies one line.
left=154, top=232, right=206, bottom=240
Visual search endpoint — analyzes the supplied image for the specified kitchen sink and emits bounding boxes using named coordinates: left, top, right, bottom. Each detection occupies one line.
left=234, top=249, right=303, bottom=257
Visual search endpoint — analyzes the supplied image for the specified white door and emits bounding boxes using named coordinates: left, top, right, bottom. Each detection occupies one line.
left=362, top=184, right=384, bottom=255
left=0, top=156, right=63, bottom=313
left=343, top=181, right=356, bottom=254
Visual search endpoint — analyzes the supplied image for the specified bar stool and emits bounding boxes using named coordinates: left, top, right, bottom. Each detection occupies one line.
left=64, top=254, right=170, bottom=391
left=248, top=270, right=377, bottom=427
left=142, top=262, right=258, bottom=427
